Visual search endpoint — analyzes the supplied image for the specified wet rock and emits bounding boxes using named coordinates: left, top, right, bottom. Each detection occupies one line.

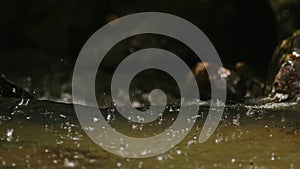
left=266, top=29, right=300, bottom=101
left=232, top=62, right=265, bottom=98
left=0, top=76, right=33, bottom=99
left=188, top=62, right=264, bottom=102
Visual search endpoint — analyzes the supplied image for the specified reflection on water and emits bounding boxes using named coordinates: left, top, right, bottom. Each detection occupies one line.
left=0, top=97, right=299, bottom=169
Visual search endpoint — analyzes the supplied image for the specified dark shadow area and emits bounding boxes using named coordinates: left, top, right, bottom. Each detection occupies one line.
left=0, top=0, right=299, bottom=101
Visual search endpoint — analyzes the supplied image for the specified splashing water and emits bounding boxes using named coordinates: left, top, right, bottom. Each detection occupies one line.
left=0, top=96, right=299, bottom=168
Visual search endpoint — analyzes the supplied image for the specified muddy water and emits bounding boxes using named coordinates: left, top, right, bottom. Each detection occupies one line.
left=0, top=97, right=299, bottom=169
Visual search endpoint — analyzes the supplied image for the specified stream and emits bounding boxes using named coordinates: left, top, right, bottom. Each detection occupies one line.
left=0, top=97, right=299, bottom=169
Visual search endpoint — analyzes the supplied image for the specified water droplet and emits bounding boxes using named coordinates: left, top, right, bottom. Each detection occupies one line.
left=59, top=114, right=66, bottom=118
left=107, top=114, right=112, bottom=121
left=120, top=144, right=126, bottom=151
left=271, top=152, right=276, bottom=161
left=93, top=117, right=100, bottom=123
left=63, top=158, right=76, bottom=167
left=138, top=161, right=143, bottom=168
left=6, top=128, right=14, bottom=142
left=232, top=114, right=240, bottom=126
left=157, top=156, right=163, bottom=161
left=281, top=115, right=287, bottom=123
left=214, top=137, right=223, bottom=144
left=140, top=150, right=148, bottom=156
left=132, top=124, right=137, bottom=129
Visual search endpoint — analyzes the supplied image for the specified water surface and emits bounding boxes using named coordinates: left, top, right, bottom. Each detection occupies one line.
left=0, top=97, right=299, bottom=169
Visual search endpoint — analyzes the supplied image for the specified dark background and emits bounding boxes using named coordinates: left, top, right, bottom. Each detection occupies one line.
left=1, top=0, right=300, bottom=101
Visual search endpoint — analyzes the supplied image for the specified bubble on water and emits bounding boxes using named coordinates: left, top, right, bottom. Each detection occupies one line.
left=117, top=162, right=122, bottom=167
left=140, top=149, right=148, bottom=156
left=71, top=136, right=82, bottom=141
left=89, top=159, right=96, bottom=163
left=63, top=158, right=76, bottom=168
left=158, top=113, right=163, bottom=125
left=215, top=99, right=225, bottom=107
left=138, top=161, right=143, bottom=168
left=186, top=140, right=197, bottom=148
left=120, top=143, right=126, bottom=151
left=214, top=137, right=223, bottom=144
left=232, top=114, right=240, bottom=126
left=246, top=108, right=255, bottom=117
left=107, top=114, right=112, bottom=121
left=56, top=140, right=63, bottom=145
left=193, top=134, right=197, bottom=140
left=176, top=149, right=182, bottom=155
left=106, top=111, right=116, bottom=123
left=84, top=126, right=95, bottom=131
left=6, top=128, right=14, bottom=142
left=271, top=152, right=276, bottom=161
left=187, top=118, right=191, bottom=124
left=93, top=117, right=100, bottom=123
left=274, top=93, right=289, bottom=101
left=132, top=123, right=138, bottom=130
left=281, top=115, right=287, bottom=123
left=139, top=124, right=144, bottom=131
left=131, top=101, right=142, bottom=108
left=135, top=115, right=145, bottom=123
left=231, top=158, right=236, bottom=163
left=18, top=98, right=24, bottom=106
left=157, top=156, right=164, bottom=161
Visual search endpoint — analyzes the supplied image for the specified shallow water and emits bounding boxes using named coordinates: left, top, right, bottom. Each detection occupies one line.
left=0, top=97, right=299, bottom=169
